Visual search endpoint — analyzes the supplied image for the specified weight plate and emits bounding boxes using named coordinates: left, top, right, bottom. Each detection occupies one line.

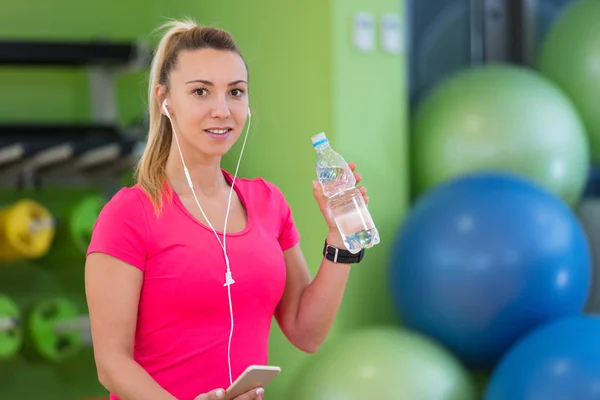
left=24, top=297, right=83, bottom=363
left=70, top=195, right=104, bottom=255
left=0, top=294, right=22, bottom=360
left=0, top=199, right=56, bottom=262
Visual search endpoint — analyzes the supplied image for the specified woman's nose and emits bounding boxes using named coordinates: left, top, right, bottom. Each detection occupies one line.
left=211, top=96, right=230, bottom=119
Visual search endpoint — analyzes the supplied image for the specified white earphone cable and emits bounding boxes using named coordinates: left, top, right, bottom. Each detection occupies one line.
left=163, top=100, right=251, bottom=386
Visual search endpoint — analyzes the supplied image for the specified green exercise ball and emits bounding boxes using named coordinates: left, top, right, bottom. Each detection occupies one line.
left=538, top=0, right=600, bottom=164
left=412, top=65, right=589, bottom=205
left=287, top=327, right=477, bottom=400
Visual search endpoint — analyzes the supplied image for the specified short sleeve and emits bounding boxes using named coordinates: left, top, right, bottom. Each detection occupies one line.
left=279, top=197, right=300, bottom=250
left=86, top=187, right=150, bottom=271
left=266, top=182, right=300, bottom=251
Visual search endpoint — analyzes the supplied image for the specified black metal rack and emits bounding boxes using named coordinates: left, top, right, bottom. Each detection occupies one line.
left=0, top=39, right=150, bottom=189
left=0, top=40, right=142, bottom=67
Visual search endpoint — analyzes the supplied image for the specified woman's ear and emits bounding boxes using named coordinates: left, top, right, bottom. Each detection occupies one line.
left=154, top=85, right=168, bottom=116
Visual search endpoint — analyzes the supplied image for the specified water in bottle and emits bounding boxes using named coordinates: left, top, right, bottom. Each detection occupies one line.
left=312, top=132, right=380, bottom=253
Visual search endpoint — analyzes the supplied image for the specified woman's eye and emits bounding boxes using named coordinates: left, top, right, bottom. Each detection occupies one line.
left=231, top=89, right=244, bottom=97
left=194, top=88, right=208, bottom=96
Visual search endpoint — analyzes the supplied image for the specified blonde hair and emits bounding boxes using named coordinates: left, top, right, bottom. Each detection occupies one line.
left=134, top=18, right=246, bottom=214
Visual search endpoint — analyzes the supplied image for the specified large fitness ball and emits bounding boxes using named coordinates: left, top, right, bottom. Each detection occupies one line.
left=287, top=327, right=477, bottom=400
left=390, top=172, right=591, bottom=368
left=485, top=315, right=600, bottom=400
left=538, top=0, right=600, bottom=164
left=412, top=65, right=589, bottom=205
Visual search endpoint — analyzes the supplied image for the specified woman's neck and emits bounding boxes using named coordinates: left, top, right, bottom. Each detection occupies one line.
left=165, top=146, right=228, bottom=198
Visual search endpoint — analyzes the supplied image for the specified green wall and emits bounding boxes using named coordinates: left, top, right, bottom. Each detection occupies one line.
left=0, top=0, right=408, bottom=398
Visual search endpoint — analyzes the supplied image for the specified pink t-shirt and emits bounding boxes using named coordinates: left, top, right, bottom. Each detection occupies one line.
left=86, top=170, right=300, bottom=400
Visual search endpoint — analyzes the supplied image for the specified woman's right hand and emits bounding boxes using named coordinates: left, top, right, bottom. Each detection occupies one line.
left=195, top=387, right=264, bottom=400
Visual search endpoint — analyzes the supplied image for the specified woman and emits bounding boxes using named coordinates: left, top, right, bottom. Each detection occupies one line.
left=85, top=18, right=369, bottom=400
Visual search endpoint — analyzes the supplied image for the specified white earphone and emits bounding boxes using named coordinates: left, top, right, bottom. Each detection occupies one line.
left=161, top=97, right=252, bottom=386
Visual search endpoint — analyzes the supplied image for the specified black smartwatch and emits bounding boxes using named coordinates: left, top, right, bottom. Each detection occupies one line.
left=323, top=240, right=365, bottom=264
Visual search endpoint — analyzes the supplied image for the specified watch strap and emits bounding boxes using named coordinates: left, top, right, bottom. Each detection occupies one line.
left=322, top=240, right=364, bottom=264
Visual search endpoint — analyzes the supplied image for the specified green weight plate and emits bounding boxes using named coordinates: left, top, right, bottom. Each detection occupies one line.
left=69, top=195, right=105, bottom=255
left=0, top=294, right=22, bottom=360
left=26, top=298, right=83, bottom=363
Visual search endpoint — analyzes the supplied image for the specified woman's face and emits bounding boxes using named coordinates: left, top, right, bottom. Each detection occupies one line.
left=160, top=48, right=249, bottom=160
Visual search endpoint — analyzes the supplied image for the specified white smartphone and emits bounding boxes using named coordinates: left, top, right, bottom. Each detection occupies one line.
left=224, top=365, right=281, bottom=400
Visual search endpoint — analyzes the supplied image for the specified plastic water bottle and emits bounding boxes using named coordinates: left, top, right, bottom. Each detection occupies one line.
left=312, top=132, right=380, bottom=253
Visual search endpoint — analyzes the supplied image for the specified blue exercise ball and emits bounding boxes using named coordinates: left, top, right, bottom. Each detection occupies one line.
left=390, top=172, right=591, bottom=368
left=485, top=315, right=600, bottom=400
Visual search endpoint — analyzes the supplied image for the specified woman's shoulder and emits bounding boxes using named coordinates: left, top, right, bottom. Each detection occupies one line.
left=225, top=170, right=287, bottom=201
left=106, top=185, right=148, bottom=207
left=88, top=185, right=152, bottom=268
left=99, top=184, right=152, bottom=221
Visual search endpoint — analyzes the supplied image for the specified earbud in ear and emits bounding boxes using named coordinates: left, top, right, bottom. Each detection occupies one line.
left=162, top=99, right=170, bottom=118
left=247, top=106, right=251, bottom=117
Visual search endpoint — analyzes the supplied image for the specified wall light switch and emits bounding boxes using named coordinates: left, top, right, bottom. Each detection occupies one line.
left=353, top=12, right=375, bottom=53
left=381, top=13, right=403, bottom=54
